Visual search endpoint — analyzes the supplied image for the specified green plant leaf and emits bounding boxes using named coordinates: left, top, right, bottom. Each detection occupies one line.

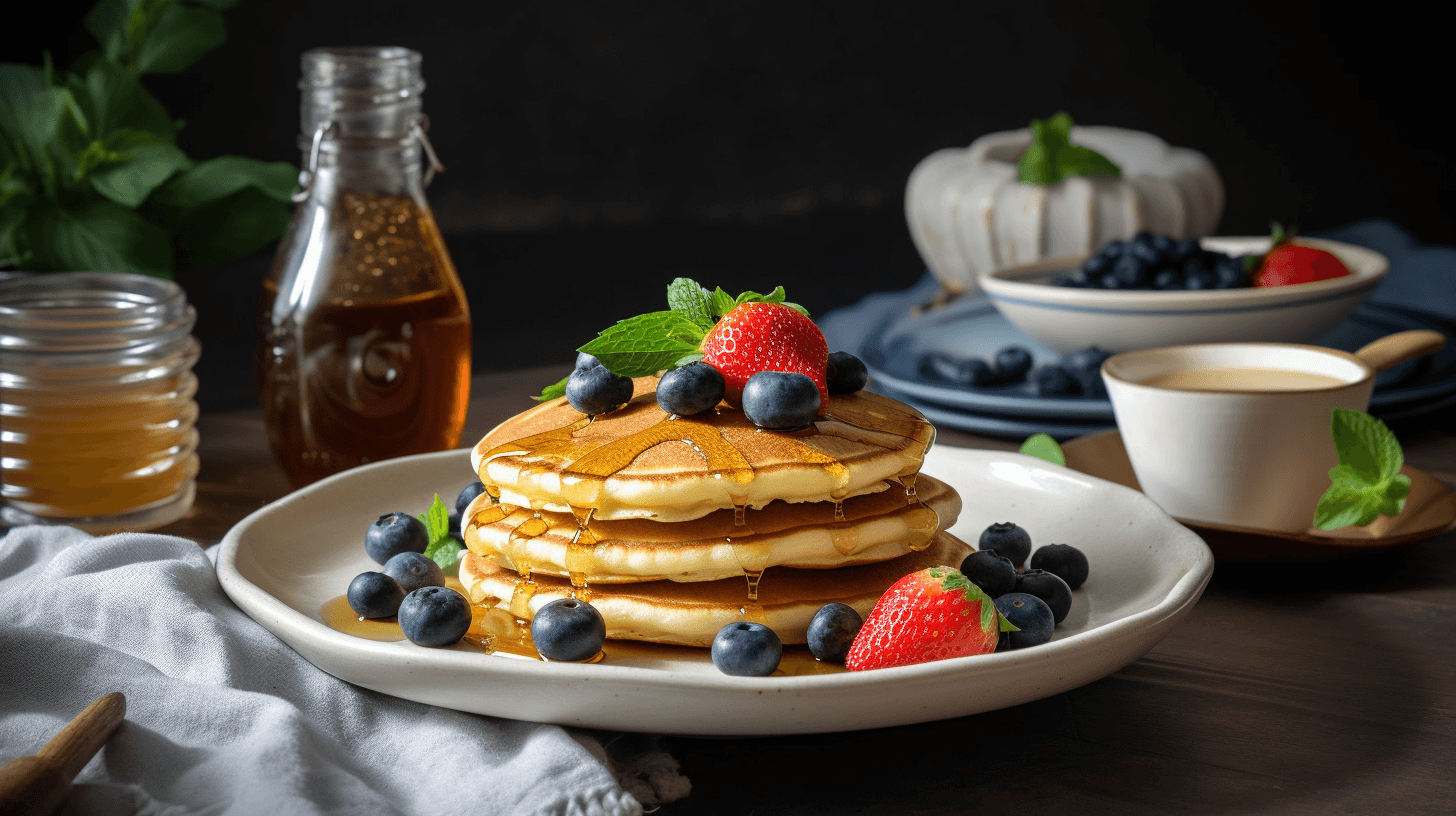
left=709, top=286, right=736, bottom=318
left=133, top=3, right=227, bottom=75
left=1019, top=433, right=1066, bottom=466
left=1313, top=410, right=1410, bottom=530
left=666, top=277, right=714, bottom=331
left=82, top=0, right=139, bottom=67
left=419, top=493, right=451, bottom=545
left=577, top=310, right=708, bottom=377
left=533, top=375, right=570, bottom=402
left=172, top=185, right=291, bottom=267
left=87, top=130, right=190, bottom=207
left=147, top=155, right=297, bottom=224
left=70, top=56, right=175, bottom=140
left=0, top=64, right=70, bottom=180
left=18, top=197, right=174, bottom=277
left=1313, top=483, right=1385, bottom=530
left=938, top=569, right=1014, bottom=633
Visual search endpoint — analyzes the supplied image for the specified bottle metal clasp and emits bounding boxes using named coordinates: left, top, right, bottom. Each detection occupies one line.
left=293, top=120, right=339, bottom=203
left=412, top=115, right=446, bottom=188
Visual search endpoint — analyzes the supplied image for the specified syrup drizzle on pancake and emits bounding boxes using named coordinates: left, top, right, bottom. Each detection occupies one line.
left=473, top=390, right=936, bottom=610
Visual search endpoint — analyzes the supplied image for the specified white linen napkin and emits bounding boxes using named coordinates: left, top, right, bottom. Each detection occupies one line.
left=0, top=525, right=689, bottom=816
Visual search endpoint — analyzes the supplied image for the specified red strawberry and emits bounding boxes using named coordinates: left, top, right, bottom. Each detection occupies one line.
left=845, top=566, right=1007, bottom=672
left=1253, top=224, right=1351, bottom=287
left=700, top=301, right=829, bottom=406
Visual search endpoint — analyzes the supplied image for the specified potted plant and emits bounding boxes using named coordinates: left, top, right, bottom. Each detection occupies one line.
left=0, top=0, right=295, bottom=279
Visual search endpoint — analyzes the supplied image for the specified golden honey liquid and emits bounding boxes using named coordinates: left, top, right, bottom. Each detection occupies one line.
left=258, top=193, right=470, bottom=487
left=1, top=367, right=199, bottom=519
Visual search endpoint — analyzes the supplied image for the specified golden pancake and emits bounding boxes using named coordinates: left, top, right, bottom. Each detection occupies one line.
left=471, top=378, right=936, bottom=522
left=462, top=474, right=960, bottom=583
left=458, top=531, right=972, bottom=648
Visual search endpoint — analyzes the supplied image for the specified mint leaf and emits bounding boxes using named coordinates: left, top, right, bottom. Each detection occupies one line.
left=132, top=3, right=228, bottom=75
left=1331, top=408, right=1403, bottom=481
left=578, top=310, right=707, bottom=377
left=1313, top=410, right=1410, bottom=530
left=419, top=493, right=451, bottom=545
left=534, top=375, right=569, bottom=402
left=87, top=130, right=190, bottom=208
left=19, top=197, right=174, bottom=277
left=666, top=277, right=715, bottom=331
left=1017, top=112, right=1121, bottom=185
left=709, top=287, right=737, bottom=319
left=1020, top=433, right=1065, bottom=466
left=424, top=535, right=464, bottom=576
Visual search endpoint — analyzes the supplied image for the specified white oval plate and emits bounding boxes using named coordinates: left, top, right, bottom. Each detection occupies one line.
left=217, top=446, right=1213, bottom=736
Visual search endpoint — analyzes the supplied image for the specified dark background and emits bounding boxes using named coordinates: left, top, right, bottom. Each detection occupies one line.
left=30, top=0, right=1455, bottom=410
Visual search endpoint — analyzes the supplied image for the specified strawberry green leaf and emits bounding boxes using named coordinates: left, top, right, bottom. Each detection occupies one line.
left=534, top=375, right=569, bottom=402
left=939, top=570, right=1011, bottom=633
left=419, top=494, right=451, bottom=546
left=578, top=310, right=708, bottom=377
left=667, top=277, right=715, bottom=331
left=1019, top=433, right=1065, bottom=466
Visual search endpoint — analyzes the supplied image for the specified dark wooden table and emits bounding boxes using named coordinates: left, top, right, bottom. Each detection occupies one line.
left=162, top=365, right=1456, bottom=815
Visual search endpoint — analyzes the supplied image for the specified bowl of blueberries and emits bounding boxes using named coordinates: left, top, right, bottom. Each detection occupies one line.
left=977, top=233, right=1390, bottom=355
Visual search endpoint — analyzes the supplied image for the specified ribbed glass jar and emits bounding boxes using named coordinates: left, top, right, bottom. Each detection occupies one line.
left=0, top=273, right=201, bottom=532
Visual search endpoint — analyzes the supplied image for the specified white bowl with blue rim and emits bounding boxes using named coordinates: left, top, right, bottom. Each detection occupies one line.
left=976, top=236, right=1390, bottom=354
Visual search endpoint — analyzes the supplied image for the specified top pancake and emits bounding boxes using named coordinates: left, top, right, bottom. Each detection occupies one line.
left=472, top=378, right=937, bottom=522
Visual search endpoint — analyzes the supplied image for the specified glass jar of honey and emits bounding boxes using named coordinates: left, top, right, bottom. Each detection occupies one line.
left=0, top=272, right=201, bottom=532
left=258, top=47, right=471, bottom=488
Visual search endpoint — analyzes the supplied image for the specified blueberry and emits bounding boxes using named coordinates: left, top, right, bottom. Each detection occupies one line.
left=1099, top=272, right=1126, bottom=290
left=657, top=361, right=726, bottom=416
left=1214, top=254, right=1251, bottom=289
left=826, top=352, right=869, bottom=395
left=1062, top=346, right=1111, bottom=398
left=1015, top=569, right=1073, bottom=624
left=1030, top=543, right=1089, bottom=590
left=347, top=571, right=405, bottom=619
left=531, top=598, right=607, bottom=662
left=958, top=550, right=1018, bottom=597
left=1100, top=240, right=1126, bottom=260
left=1128, top=232, right=1162, bottom=264
left=383, top=551, right=446, bottom=594
left=574, top=351, right=601, bottom=372
left=1050, top=275, right=1078, bottom=287
left=994, top=593, right=1056, bottom=649
left=806, top=603, right=862, bottom=663
left=979, top=521, right=1032, bottom=568
left=365, top=512, right=429, bottom=565
left=1150, top=233, right=1174, bottom=256
left=1079, top=252, right=1112, bottom=280
left=1182, top=258, right=1215, bottom=290
left=1171, top=238, right=1201, bottom=260
left=921, top=353, right=997, bottom=387
left=456, top=481, right=486, bottom=515
left=398, top=586, right=472, bottom=647
left=1111, top=254, right=1149, bottom=288
left=448, top=509, right=462, bottom=538
left=1027, top=365, right=1079, bottom=397
left=566, top=364, right=634, bottom=415
left=711, top=621, right=783, bottom=676
left=993, top=346, right=1034, bottom=382
left=741, top=371, right=820, bottom=430
left=1152, top=268, right=1180, bottom=290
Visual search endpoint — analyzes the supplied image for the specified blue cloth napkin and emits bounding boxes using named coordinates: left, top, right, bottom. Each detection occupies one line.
left=0, top=526, right=690, bottom=816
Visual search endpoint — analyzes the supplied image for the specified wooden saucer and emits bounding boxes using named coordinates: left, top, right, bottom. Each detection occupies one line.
left=1061, top=430, right=1456, bottom=561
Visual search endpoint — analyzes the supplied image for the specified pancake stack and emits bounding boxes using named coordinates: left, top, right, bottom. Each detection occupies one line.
left=459, top=377, right=971, bottom=647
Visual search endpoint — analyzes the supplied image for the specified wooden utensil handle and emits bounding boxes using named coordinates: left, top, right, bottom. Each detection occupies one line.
left=1353, top=329, right=1447, bottom=373
left=0, top=693, right=126, bottom=816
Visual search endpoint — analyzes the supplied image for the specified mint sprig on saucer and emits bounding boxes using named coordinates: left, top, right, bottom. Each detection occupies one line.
left=1313, top=409, right=1412, bottom=529
left=1017, top=113, right=1122, bottom=185
left=533, top=279, right=807, bottom=401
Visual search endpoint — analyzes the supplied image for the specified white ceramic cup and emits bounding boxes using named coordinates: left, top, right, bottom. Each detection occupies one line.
left=1101, top=342, right=1378, bottom=533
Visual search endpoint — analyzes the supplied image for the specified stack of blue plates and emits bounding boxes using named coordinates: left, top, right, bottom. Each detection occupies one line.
left=819, top=220, right=1456, bottom=439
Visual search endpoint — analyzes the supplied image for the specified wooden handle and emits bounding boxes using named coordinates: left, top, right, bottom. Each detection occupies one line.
left=1353, top=329, right=1447, bottom=374
left=0, top=693, right=126, bottom=816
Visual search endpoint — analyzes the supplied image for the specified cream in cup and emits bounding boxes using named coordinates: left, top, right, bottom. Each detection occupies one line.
left=1100, top=342, right=1377, bottom=534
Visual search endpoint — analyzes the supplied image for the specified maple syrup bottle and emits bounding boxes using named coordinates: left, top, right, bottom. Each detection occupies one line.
left=258, top=47, right=470, bottom=487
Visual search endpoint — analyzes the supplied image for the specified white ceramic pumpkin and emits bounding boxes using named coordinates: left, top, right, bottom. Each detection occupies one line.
left=905, top=125, right=1224, bottom=294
